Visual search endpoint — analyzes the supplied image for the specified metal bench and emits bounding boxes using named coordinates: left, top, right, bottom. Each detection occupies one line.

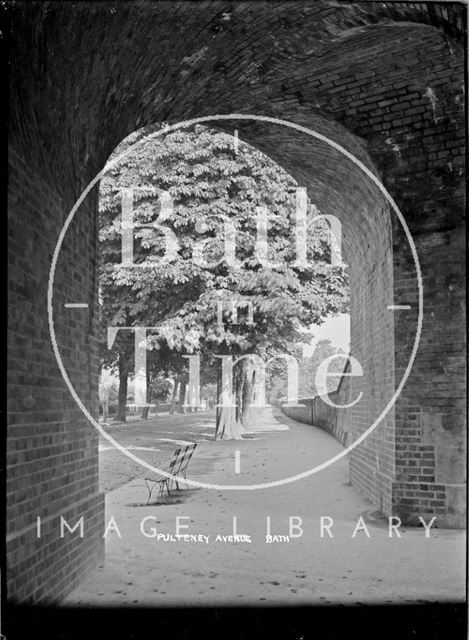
left=144, top=443, right=198, bottom=504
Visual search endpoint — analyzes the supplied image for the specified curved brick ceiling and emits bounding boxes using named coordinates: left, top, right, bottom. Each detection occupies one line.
left=8, top=1, right=464, bottom=264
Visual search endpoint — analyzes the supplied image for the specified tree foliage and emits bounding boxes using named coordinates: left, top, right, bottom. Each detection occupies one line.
left=99, top=125, right=349, bottom=436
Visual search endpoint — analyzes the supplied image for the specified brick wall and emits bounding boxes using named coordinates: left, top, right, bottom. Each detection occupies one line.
left=7, top=147, right=105, bottom=603
left=281, top=361, right=353, bottom=448
left=7, top=0, right=466, bottom=603
left=284, top=18, right=466, bottom=526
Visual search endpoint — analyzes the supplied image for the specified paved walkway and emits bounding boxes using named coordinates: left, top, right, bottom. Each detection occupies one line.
left=64, top=410, right=465, bottom=607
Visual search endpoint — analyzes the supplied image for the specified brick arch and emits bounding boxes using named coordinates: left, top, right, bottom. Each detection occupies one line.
left=7, top=1, right=465, bottom=603
left=8, top=2, right=464, bottom=185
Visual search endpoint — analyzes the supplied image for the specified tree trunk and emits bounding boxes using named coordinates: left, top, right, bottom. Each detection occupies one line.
left=116, top=354, right=128, bottom=422
left=239, top=359, right=256, bottom=428
left=177, top=377, right=187, bottom=413
left=140, top=370, right=152, bottom=419
left=169, top=379, right=179, bottom=414
left=214, top=362, right=245, bottom=440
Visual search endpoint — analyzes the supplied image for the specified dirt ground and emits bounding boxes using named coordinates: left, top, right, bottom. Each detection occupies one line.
left=98, top=411, right=217, bottom=492
left=65, top=409, right=466, bottom=607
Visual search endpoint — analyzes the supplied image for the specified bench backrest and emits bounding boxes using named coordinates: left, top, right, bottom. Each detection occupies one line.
left=168, top=448, right=182, bottom=474
left=171, top=443, right=197, bottom=476
left=148, top=443, right=197, bottom=480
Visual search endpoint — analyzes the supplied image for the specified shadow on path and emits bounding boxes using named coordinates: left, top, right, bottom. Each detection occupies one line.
left=65, top=409, right=465, bottom=607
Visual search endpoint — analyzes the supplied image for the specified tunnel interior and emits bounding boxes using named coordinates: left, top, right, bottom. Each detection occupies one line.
left=7, top=1, right=466, bottom=604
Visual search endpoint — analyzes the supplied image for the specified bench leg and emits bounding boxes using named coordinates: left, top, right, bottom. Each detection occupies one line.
left=168, top=476, right=178, bottom=491
left=145, top=479, right=154, bottom=505
left=146, top=479, right=170, bottom=503
left=159, top=479, right=171, bottom=497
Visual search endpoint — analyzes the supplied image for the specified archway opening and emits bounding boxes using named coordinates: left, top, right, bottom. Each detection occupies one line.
left=88, top=116, right=396, bottom=509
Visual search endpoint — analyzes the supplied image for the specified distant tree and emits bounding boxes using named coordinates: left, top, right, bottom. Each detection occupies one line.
left=298, top=339, right=347, bottom=398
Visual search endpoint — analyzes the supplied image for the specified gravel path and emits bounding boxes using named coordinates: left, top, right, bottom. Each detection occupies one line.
left=65, top=410, right=466, bottom=607
left=98, top=411, right=216, bottom=492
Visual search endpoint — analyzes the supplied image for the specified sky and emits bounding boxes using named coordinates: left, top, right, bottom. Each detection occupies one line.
left=303, top=313, right=350, bottom=356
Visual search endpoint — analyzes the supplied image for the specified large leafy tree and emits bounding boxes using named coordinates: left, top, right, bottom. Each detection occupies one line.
left=99, top=125, right=348, bottom=437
